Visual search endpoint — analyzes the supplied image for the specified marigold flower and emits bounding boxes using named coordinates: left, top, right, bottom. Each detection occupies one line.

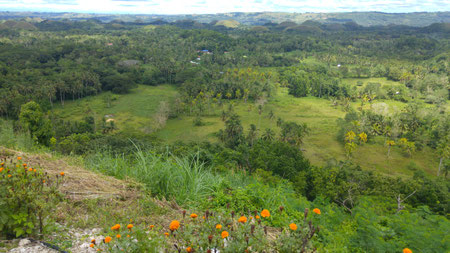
left=150, top=225, right=155, bottom=229
left=126, top=235, right=130, bottom=238
left=190, top=213, right=198, bottom=219
left=111, top=224, right=121, bottom=230
left=186, top=247, right=193, bottom=252
left=403, top=248, right=412, bottom=253
left=216, top=224, right=222, bottom=230
left=8, top=174, right=12, bottom=178
left=33, top=169, right=36, bottom=172
left=221, top=231, right=229, bottom=239
left=60, top=172, right=65, bottom=176
left=23, top=163, right=27, bottom=166
left=238, top=216, right=247, bottom=223
left=104, top=236, right=112, bottom=243
left=164, top=232, right=169, bottom=237
left=91, top=239, right=96, bottom=244
left=0, top=167, right=3, bottom=172
left=169, top=220, right=180, bottom=231
left=43, top=180, right=46, bottom=183
left=255, top=215, right=260, bottom=219
left=116, top=234, right=121, bottom=238
left=127, top=224, right=133, bottom=230
left=90, top=244, right=94, bottom=248
left=289, top=223, right=298, bottom=231
left=261, top=209, right=270, bottom=218
left=17, top=157, right=22, bottom=160
left=313, top=208, right=321, bottom=215
left=28, top=168, right=33, bottom=172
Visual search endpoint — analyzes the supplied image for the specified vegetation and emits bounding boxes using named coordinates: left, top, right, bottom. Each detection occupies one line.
left=0, top=13, right=449, bottom=252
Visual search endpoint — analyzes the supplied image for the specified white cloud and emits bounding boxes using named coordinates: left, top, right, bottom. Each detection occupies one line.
left=0, top=0, right=449, bottom=14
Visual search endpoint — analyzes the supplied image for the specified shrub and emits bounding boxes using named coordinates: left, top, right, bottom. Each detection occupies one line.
left=0, top=157, right=63, bottom=238
left=90, top=208, right=320, bottom=252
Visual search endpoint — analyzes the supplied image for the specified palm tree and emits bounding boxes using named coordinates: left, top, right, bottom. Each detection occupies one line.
left=261, top=128, right=275, bottom=141
left=246, top=124, right=258, bottom=146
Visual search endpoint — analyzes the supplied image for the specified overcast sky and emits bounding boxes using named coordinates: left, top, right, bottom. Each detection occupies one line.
left=0, top=0, right=449, bottom=14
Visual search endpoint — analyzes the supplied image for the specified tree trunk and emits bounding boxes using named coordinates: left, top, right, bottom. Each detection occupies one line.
left=438, top=157, right=443, bottom=176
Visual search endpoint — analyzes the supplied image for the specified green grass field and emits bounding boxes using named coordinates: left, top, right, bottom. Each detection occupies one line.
left=52, top=84, right=178, bottom=134
left=52, top=83, right=440, bottom=178
left=158, top=87, right=440, bottom=177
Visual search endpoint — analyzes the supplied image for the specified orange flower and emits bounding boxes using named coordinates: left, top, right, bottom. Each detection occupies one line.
left=91, top=239, right=96, bottom=244
left=8, top=174, right=12, bottom=178
left=221, top=231, right=229, bottom=239
left=127, top=224, right=133, bottom=230
left=126, top=235, right=130, bottom=238
left=238, top=216, right=247, bottom=223
left=90, top=244, right=94, bottom=248
left=216, top=224, right=222, bottom=230
left=164, top=232, right=169, bottom=237
left=60, top=172, right=65, bottom=176
left=403, top=248, right=412, bottom=253
left=256, top=215, right=260, bottom=219
left=0, top=167, right=3, bottom=172
left=28, top=168, right=33, bottom=172
left=190, top=213, right=198, bottom=219
left=169, top=220, right=180, bottom=231
left=111, top=224, right=121, bottom=230
left=150, top=225, right=155, bottom=229
left=289, top=223, right=298, bottom=231
left=22, top=163, right=27, bottom=167
left=97, top=249, right=101, bottom=252
left=116, top=234, right=121, bottom=238
left=43, top=180, right=46, bottom=183
left=261, top=209, right=270, bottom=218
left=17, top=157, right=22, bottom=160
left=33, top=169, right=36, bottom=172
left=313, top=208, right=321, bottom=215
left=104, top=236, right=112, bottom=243
left=186, top=247, right=193, bottom=252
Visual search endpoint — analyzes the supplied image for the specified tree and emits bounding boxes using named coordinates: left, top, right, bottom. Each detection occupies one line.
left=221, top=113, right=244, bottom=148
left=19, top=101, right=53, bottom=145
left=386, top=140, right=395, bottom=159
left=246, top=124, right=258, bottom=146
left=261, top=128, right=275, bottom=141
left=279, top=121, right=309, bottom=148
left=436, top=139, right=450, bottom=176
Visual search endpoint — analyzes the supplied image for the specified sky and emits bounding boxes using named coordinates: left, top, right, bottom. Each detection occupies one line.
left=0, top=0, right=449, bottom=15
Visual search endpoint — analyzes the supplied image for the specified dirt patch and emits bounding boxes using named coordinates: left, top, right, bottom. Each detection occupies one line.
left=0, top=146, right=139, bottom=201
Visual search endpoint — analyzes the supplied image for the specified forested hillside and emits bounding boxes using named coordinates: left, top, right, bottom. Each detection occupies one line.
left=0, top=16, right=449, bottom=252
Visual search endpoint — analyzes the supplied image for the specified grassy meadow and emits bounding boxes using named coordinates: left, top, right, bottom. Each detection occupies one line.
left=51, top=82, right=440, bottom=178
left=52, top=84, right=178, bottom=134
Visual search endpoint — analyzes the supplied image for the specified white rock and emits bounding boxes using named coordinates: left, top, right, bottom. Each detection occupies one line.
left=18, top=239, right=31, bottom=247
left=80, top=242, right=91, bottom=249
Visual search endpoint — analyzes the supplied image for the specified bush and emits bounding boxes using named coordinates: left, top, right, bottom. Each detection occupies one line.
left=0, top=157, right=63, bottom=238
left=89, top=208, right=320, bottom=252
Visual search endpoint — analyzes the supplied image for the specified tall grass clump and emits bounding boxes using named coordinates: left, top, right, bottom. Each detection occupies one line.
left=84, top=145, right=223, bottom=205
left=0, top=119, right=36, bottom=151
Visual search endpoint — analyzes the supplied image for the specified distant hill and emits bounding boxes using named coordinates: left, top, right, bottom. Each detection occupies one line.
left=0, top=11, right=449, bottom=27
left=215, top=19, right=240, bottom=28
